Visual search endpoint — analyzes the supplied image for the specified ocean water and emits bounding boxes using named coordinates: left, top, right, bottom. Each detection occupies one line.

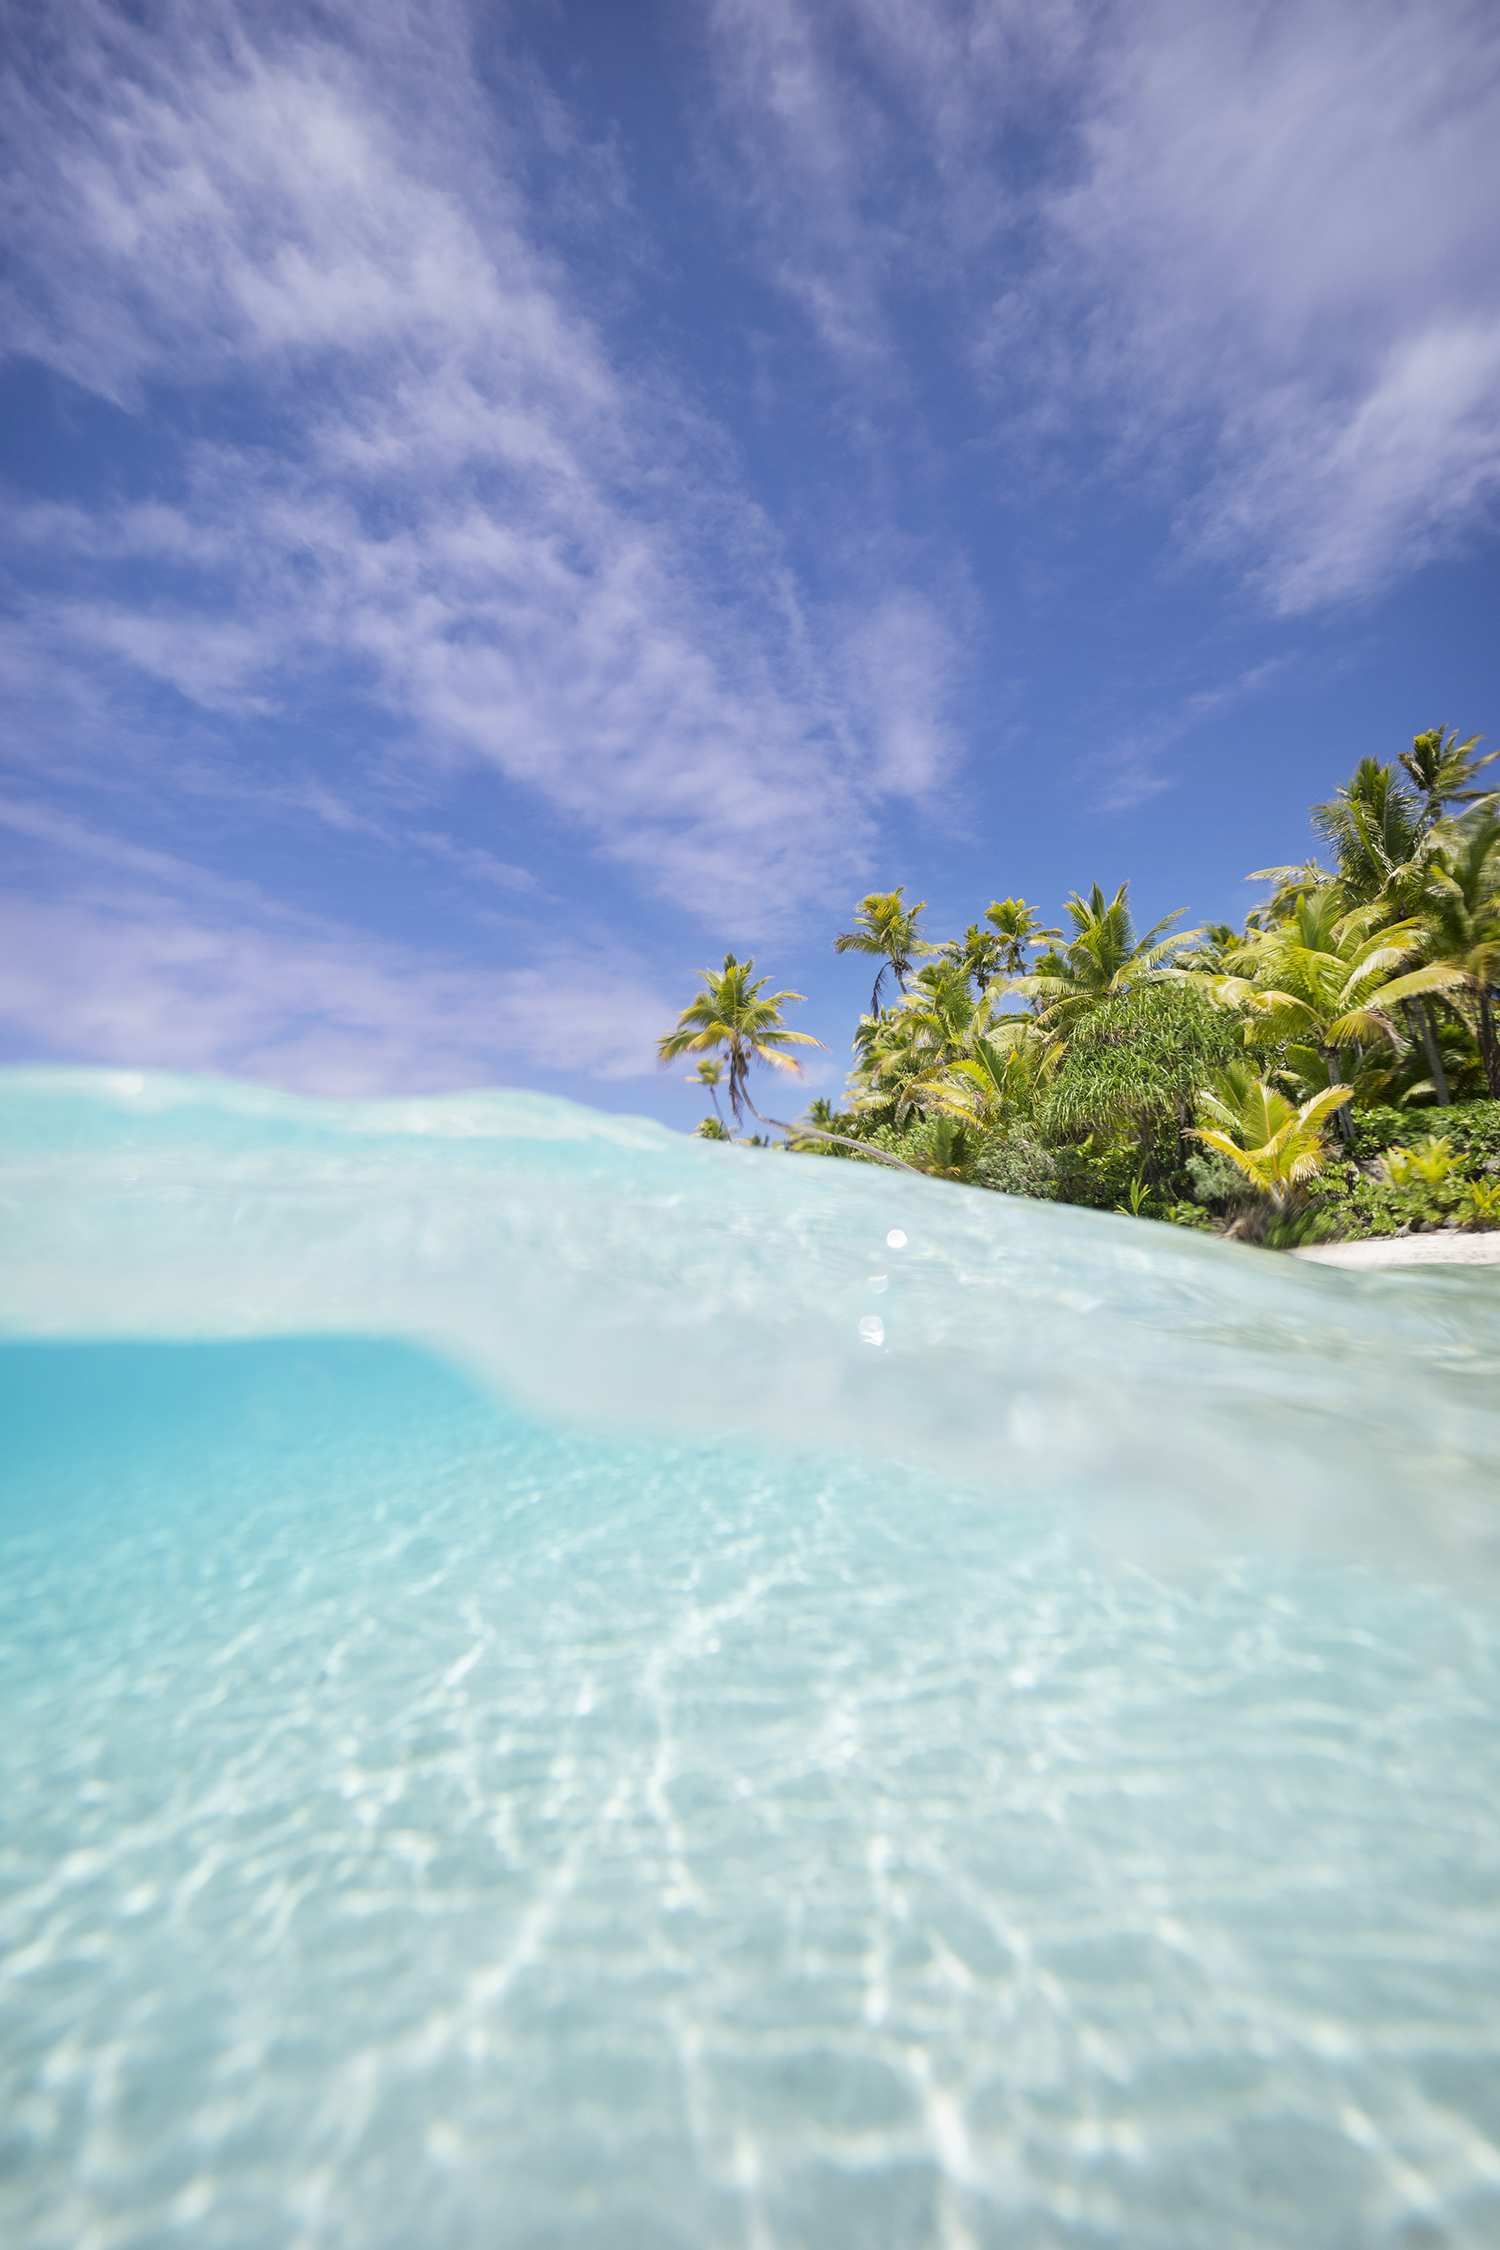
left=3, top=1069, right=1500, bottom=2248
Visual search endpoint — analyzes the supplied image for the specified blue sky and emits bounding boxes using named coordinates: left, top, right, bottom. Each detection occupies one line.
left=3, top=0, right=1498, bottom=1124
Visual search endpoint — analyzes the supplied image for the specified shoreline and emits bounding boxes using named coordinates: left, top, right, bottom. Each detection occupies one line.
left=1291, top=1233, right=1500, bottom=1269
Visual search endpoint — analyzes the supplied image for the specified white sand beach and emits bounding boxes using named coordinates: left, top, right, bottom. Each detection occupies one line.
left=1293, top=1233, right=1500, bottom=1269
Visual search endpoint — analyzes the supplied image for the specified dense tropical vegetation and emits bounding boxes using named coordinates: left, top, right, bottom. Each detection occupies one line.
left=659, top=726, right=1500, bottom=1244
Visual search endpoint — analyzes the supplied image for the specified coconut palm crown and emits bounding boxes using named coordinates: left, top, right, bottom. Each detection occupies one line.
left=658, top=953, right=823, bottom=1124
left=1400, top=725, right=1498, bottom=812
left=1213, top=891, right=1466, bottom=1090
left=833, top=888, right=935, bottom=1013
left=1192, top=1063, right=1353, bottom=1210
left=1008, top=881, right=1195, bottom=1033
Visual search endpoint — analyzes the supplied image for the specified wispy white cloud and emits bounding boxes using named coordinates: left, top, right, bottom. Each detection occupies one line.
left=1077, top=660, right=1287, bottom=814
left=0, top=0, right=958, bottom=923
left=702, top=0, right=1086, bottom=362
left=707, top=0, right=1500, bottom=611
left=1049, top=0, right=1500, bottom=609
left=0, top=797, right=666, bottom=1094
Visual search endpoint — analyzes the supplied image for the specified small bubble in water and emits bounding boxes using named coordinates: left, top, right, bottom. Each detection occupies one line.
left=858, top=1315, right=885, bottom=1345
left=886, top=1228, right=907, bottom=1249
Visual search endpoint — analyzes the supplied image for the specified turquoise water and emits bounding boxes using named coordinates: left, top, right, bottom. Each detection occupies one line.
left=3, top=1070, right=1500, bottom=2246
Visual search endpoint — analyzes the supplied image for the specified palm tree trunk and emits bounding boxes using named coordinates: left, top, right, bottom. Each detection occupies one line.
left=1322, top=1048, right=1354, bottom=1142
left=1405, top=1000, right=1451, bottom=1105
left=747, top=1098, right=925, bottom=1174
left=1481, top=988, right=1500, bottom=1099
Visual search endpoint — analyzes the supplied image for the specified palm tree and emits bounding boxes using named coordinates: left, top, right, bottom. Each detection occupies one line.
left=833, top=888, right=935, bottom=1013
left=1008, top=882, right=1195, bottom=1035
left=983, top=898, right=1062, bottom=978
left=1311, top=757, right=1425, bottom=905
left=662, top=953, right=923, bottom=1172
left=1244, top=860, right=1334, bottom=926
left=686, top=1057, right=726, bottom=1122
left=1210, top=890, right=1466, bottom=1133
left=941, top=923, right=1005, bottom=994
left=924, top=1019, right=1041, bottom=1134
left=1192, top=1061, right=1352, bottom=1210
left=850, top=959, right=983, bottom=1122
left=658, top=953, right=823, bottom=1125
left=1414, top=815, right=1500, bottom=1096
left=1400, top=725, right=1497, bottom=813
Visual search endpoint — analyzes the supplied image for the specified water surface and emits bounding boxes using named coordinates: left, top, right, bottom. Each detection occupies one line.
left=3, top=1069, right=1499, bottom=2247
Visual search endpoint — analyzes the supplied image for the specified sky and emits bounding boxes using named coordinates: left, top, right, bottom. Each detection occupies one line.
left=2, top=0, right=1498, bottom=1127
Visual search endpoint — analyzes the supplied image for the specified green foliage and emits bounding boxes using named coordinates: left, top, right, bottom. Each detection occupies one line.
left=694, top=1116, right=732, bottom=1141
left=1457, top=1179, right=1500, bottom=1229
left=1050, top=1131, right=1162, bottom=1213
left=785, top=1097, right=867, bottom=1156
left=914, top=1115, right=983, bottom=1182
left=1040, top=982, right=1243, bottom=1142
left=1298, top=1113, right=1500, bottom=1237
left=1182, top=1147, right=1250, bottom=1209
left=1380, top=1134, right=1455, bottom=1187
left=666, top=724, right=1497, bottom=1244
left=659, top=952, right=823, bottom=1124
left=1347, top=1101, right=1500, bottom=1159
left=1162, top=1200, right=1217, bottom=1232
left=1010, top=881, right=1195, bottom=1033
left=1192, top=1062, right=1352, bottom=1208
left=973, top=1130, right=1058, bottom=1200
left=1260, top=1205, right=1342, bottom=1250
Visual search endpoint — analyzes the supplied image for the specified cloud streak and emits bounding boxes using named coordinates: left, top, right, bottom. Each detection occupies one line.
left=1, top=0, right=957, bottom=922
left=707, top=0, right=1500, bottom=610
left=0, top=797, right=668, bottom=1094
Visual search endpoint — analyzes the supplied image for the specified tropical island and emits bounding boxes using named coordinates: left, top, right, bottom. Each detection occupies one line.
left=661, top=726, right=1500, bottom=1249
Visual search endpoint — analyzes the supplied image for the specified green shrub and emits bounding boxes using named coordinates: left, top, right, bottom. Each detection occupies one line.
left=973, top=1129, right=1058, bottom=1200
left=1050, top=1133, right=1152, bottom=1212
left=1040, top=983, right=1246, bottom=1143
left=1163, top=1201, right=1216, bottom=1231
left=1261, top=1205, right=1341, bottom=1250
left=1457, top=1179, right=1500, bottom=1231
left=1182, top=1147, right=1248, bottom=1208
left=1348, top=1102, right=1500, bottom=1161
left=1380, top=1134, right=1456, bottom=1186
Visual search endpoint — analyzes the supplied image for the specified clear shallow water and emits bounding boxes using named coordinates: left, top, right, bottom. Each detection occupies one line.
left=3, top=1069, right=1500, bottom=2247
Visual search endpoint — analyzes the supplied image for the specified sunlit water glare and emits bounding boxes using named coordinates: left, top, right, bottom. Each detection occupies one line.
left=3, top=1069, right=1499, bottom=2247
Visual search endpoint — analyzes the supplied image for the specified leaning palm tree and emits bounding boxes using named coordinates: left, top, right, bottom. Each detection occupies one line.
left=1007, top=881, right=1195, bottom=1037
left=659, top=953, right=823, bottom=1125
left=662, top=954, right=921, bottom=1171
left=833, top=888, right=935, bottom=1013
left=1192, top=1062, right=1352, bottom=1211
